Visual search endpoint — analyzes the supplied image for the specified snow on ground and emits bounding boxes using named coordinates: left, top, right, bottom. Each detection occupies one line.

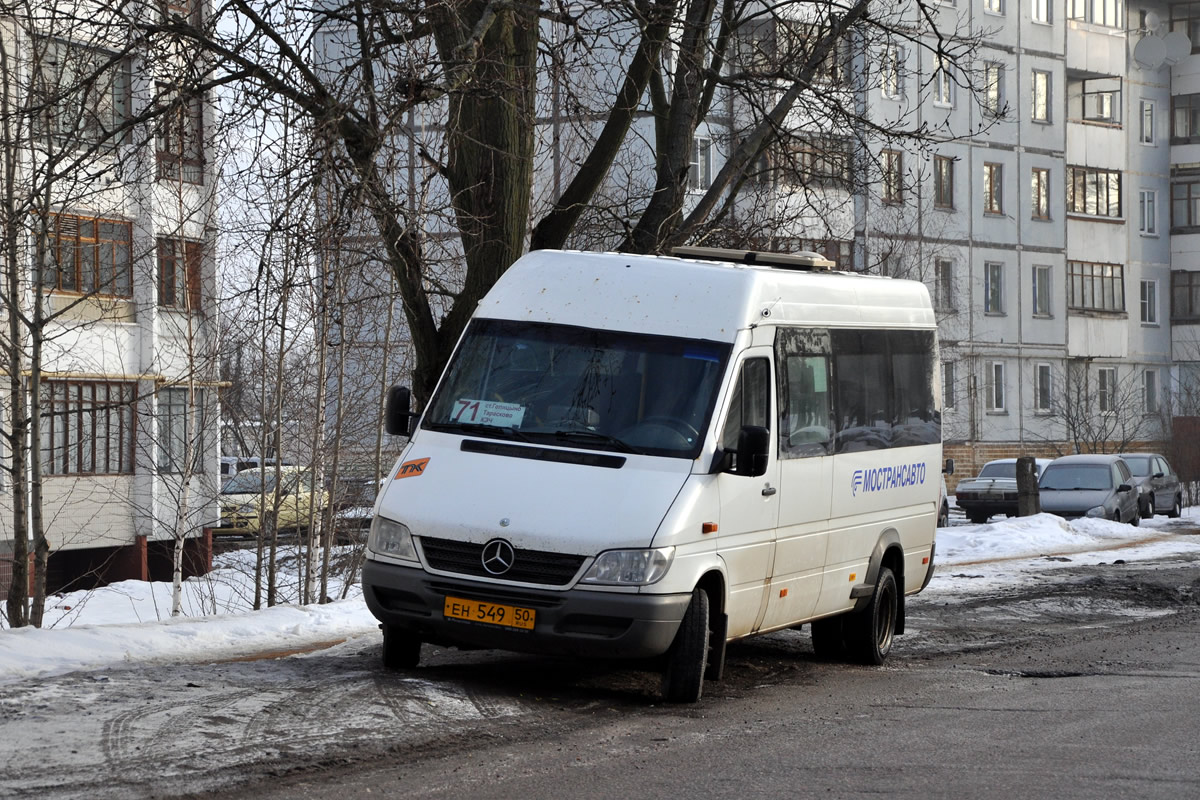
left=2, top=509, right=1199, bottom=685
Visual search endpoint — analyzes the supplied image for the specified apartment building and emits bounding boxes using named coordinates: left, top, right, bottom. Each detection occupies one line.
left=0, top=3, right=220, bottom=598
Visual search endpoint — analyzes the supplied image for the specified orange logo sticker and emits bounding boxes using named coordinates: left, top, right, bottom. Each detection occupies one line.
left=395, top=458, right=430, bottom=479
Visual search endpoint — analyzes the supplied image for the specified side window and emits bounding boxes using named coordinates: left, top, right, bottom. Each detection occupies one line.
left=783, top=355, right=832, bottom=456
left=721, top=358, right=771, bottom=453
left=831, top=329, right=938, bottom=453
left=1156, top=457, right=1169, bottom=476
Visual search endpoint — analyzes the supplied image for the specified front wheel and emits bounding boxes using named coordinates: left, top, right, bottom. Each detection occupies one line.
left=1169, top=495, right=1183, bottom=518
left=1141, top=495, right=1154, bottom=519
left=967, top=512, right=989, bottom=525
left=381, top=624, right=421, bottom=670
left=662, top=588, right=710, bottom=703
left=846, top=567, right=898, bottom=666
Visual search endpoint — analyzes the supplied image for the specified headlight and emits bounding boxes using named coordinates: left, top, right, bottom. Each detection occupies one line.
left=1085, top=506, right=1107, bottom=518
left=368, top=516, right=418, bottom=561
left=580, top=547, right=674, bottom=586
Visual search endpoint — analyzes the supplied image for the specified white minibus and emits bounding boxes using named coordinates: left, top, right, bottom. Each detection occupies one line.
left=363, top=247, right=944, bottom=702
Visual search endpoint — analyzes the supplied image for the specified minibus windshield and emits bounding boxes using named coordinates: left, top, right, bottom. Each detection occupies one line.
left=423, top=319, right=731, bottom=458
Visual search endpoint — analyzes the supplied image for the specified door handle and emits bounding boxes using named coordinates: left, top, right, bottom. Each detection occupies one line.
left=762, top=485, right=777, bottom=497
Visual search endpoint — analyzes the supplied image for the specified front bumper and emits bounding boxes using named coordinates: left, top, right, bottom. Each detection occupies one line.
left=362, top=559, right=691, bottom=660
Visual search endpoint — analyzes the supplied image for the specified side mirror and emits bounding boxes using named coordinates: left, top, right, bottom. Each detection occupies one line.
left=1153, top=472, right=1164, bottom=479
left=385, top=385, right=416, bottom=436
left=735, top=425, right=770, bottom=478
left=943, top=457, right=955, bottom=476
left=1117, top=483, right=1132, bottom=493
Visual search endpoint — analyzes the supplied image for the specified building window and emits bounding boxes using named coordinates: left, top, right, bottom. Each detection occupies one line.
left=1140, top=190, right=1158, bottom=235
left=160, top=0, right=202, bottom=24
left=882, top=150, right=903, bottom=203
left=1033, top=0, right=1051, bottom=23
left=40, top=213, right=133, bottom=297
left=942, top=361, right=955, bottom=410
left=881, top=45, right=903, bottom=98
left=985, top=0, right=1004, bottom=14
left=1032, top=167, right=1050, bottom=219
left=1171, top=271, right=1200, bottom=322
left=40, top=380, right=136, bottom=476
left=1141, top=100, right=1156, bottom=144
left=984, top=62, right=1005, bottom=117
left=157, top=90, right=205, bottom=185
left=1170, top=6, right=1200, bottom=55
left=33, top=38, right=132, bottom=148
left=689, top=137, right=712, bottom=191
left=1068, top=260, right=1125, bottom=312
left=1144, top=369, right=1159, bottom=414
left=1171, top=94, right=1200, bottom=143
left=935, top=258, right=955, bottom=310
left=158, top=237, right=204, bottom=310
left=986, top=362, right=1006, bottom=411
left=1141, top=280, right=1158, bottom=324
left=1069, top=0, right=1124, bottom=28
left=984, top=261, right=1004, bottom=313
left=933, top=155, right=954, bottom=209
left=774, top=136, right=852, bottom=189
left=1097, top=367, right=1116, bottom=413
left=1035, top=363, right=1052, bottom=411
left=1033, top=265, right=1052, bottom=316
left=158, top=387, right=208, bottom=474
left=1172, top=176, right=1200, bottom=230
left=1032, top=70, right=1051, bottom=122
left=933, top=57, right=954, bottom=107
left=1067, top=166, right=1121, bottom=218
left=984, top=162, right=1004, bottom=214
left=1078, top=78, right=1121, bottom=125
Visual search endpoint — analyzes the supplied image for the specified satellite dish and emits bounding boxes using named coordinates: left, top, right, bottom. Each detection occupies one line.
left=1133, top=35, right=1167, bottom=71
left=1144, top=11, right=1162, bottom=32
left=1164, top=31, right=1192, bottom=64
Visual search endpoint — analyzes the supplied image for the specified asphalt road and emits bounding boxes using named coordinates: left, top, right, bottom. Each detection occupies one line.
left=2, top=552, right=1198, bottom=800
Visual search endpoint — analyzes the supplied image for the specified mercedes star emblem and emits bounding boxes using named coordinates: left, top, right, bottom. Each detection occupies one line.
left=481, top=538, right=515, bottom=575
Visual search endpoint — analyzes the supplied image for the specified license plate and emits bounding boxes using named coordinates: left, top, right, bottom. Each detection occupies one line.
left=443, top=596, right=536, bottom=630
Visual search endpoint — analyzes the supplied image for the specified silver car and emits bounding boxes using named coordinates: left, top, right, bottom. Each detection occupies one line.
left=1038, top=454, right=1140, bottom=525
left=1117, top=453, right=1183, bottom=519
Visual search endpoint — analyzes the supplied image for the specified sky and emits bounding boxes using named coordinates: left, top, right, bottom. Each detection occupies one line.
left=2, top=507, right=1199, bottom=686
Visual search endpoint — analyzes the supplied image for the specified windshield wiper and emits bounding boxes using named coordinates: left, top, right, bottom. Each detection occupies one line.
left=430, top=422, right=534, bottom=442
left=553, top=429, right=641, bottom=454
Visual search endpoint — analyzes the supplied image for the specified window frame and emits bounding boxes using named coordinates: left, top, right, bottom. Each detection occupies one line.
left=1140, top=189, right=1158, bottom=235
left=984, top=62, right=1005, bottom=118
left=1140, top=99, right=1156, bottom=145
left=1068, top=260, right=1126, bottom=313
left=935, top=258, right=955, bottom=310
left=689, top=136, right=713, bottom=191
left=1097, top=367, right=1117, bottom=414
left=933, top=57, right=955, bottom=107
left=942, top=360, right=955, bottom=411
left=984, top=261, right=1005, bottom=314
left=1171, top=175, right=1200, bottom=231
left=40, top=380, right=137, bottom=476
left=882, top=149, right=904, bottom=204
left=934, top=155, right=954, bottom=209
left=1031, top=70, right=1051, bottom=122
left=1069, top=0, right=1125, bottom=29
left=1032, top=0, right=1052, bottom=23
left=157, top=237, right=204, bottom=311
left=1067, top=166, right=1122, bottom=219
left=986, top=361, right=1006, bottom=412
left=1144, top=369, right=1159, bottom=414
left=158, top=387, right=208, bottom=474
left=1035, top=362, right=1053, bottom=412
left=984, top=162, right=1004, bottom=215
left=1141, top=279, right=1159, bottom=325
left=40, top=213, right=133, bottom=298
left=156, top=89, right=205, bottom=185
left=1172, top=270, right=1200, bottom=322
left=881, top=44, right=903, bottom=99
left=1033, top=264, right=1052, bottom=317
left=1031, top=167, right=1051, bottom=220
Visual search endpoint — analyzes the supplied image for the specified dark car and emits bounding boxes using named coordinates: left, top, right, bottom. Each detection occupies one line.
left=1038, top=454, right=1139, bottom=525
left=1117, top=453, right=1183, bottom=519
left=954, top=458, right=1051, bottom=524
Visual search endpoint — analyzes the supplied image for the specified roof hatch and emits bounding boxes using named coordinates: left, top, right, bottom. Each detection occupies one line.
left=671, top=246, right=836, bottom=271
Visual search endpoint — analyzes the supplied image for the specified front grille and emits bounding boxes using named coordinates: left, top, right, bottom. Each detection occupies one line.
left=419, top=537, right=586, bottom=586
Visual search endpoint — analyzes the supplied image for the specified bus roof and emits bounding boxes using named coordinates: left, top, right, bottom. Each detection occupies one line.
left=476, top=249, right=936, bottom=342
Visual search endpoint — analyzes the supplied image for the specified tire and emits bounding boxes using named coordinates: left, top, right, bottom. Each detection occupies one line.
left=381, top=624, right=421, bottom=670
left=846, top=567, right=898, bottom=666
left=1112, top=510, right=1122, bottom=523
left=968, top=512, right=989, bottom=525
left=810, top=616, right=848, bottom=660
left=1128, top=508, right=1140, bottom=527
left=1141, top=495, right=1154, bottom=519
left=662, top=588, right=710, bottom=704
left=1169, top=495, right=1183, bottom=519
left=938, top=503, right=950, bottom=528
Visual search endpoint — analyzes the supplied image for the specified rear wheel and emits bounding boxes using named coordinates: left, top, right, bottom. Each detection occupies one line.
left=846, top=567, right=898, bottom=666
left=1128, top=509, right=1140, bottom=527
left=1169, top=495, right=1183, bottom=518
left=662, top=588, right=710, bottom=703
left=381, top=624, right=421, bottom=670
left=968, top=512, right=989, bottom=525
left=938, top=502, right=950, bottom=528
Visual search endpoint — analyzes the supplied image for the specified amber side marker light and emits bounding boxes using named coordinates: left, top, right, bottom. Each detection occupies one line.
left=702, top=522, right=718, bottom=534
left=849, top=572, right=857, bottom=582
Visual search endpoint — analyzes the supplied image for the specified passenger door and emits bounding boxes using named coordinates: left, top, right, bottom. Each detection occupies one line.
left=716, top=352, right=780, bottom=637
left=759, top=350, right=833, bottom=630
left=1153, top=456, right=1179, bottom=513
